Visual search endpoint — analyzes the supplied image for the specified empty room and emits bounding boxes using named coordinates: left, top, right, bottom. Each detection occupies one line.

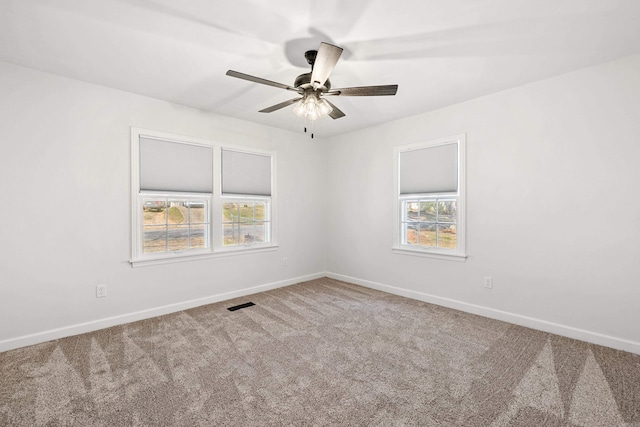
left=1, top=1, right=639, bottom=426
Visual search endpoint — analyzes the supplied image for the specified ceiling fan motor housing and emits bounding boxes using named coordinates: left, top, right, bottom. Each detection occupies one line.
left=294, top=72, right=331, bottom=91
left=295, top=49, right=331, bottom=91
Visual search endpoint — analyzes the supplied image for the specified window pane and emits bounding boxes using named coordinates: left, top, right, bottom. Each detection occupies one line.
left=404, top=201, right=420, bottom=222
left=167, top=204, right=187, bottom=225
left=222, top=199, right=270, bottom=247
left=190, top=224, right=207, bottom=249
left=253, top=222, right=267, bottom=243
left=419, top=223, right=437, bottom=248
left=188, top=201, right=206, bottom=223
left=239, top=222, right=255, bottom=245
left=143, top=200, right=166, bottom=226
left=167, top=225, right=189, bottom=251
left=223, top=202, right=238, bottom=222
left=254, top=201, right=267, bottom=221
left=401, top=198, right=458, bottom=251
left=437, top=224, right=457, bottom=249
left=143, top=225, right=166, bottom=253
left=142, top=197, right=208, bottom=253
left=403, top=223, right=419, bottom=245
left=223, top=223, right=239, bottom=246
left=238, top=202, right=255, bottom=221
left=438, top=200, right=457, bottom=223
left=419, top=201, right=437, bottom=221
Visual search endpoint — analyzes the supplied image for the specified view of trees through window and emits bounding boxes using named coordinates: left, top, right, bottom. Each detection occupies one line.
left=142, top=198, right=209, bottom=253
left=402, top=199, right=457, bottom=249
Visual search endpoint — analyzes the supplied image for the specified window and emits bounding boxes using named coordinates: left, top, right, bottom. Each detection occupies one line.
left=131, top=128, right=276, bottom=266
left=401, top=199, right=457, bottom=249
left=394, top=134, right=466, bottom=260
left=136, top=135, right=213, bottom=260
left=142, top=196, right=210, bottom=253
left=222, top=198, right=270, bottom=246
left=221, top=148, right=273, bottom=248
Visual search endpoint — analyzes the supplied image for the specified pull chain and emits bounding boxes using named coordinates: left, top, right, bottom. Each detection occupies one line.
left=302, top=116, right=316, bottom=139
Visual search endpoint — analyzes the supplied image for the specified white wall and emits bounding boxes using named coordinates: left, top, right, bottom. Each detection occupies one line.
left=0, top=62, right=326, bottom=350
left=325, top=54, right=640, bottom=353
left=2, top=53, right=639, bottom=354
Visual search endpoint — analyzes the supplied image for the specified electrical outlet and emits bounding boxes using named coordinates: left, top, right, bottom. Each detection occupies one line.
left=283, top=257, right=288, bottom=266
left=96, top=284, right=107, bottom=298
left=483, top=277, right=493, bottom=289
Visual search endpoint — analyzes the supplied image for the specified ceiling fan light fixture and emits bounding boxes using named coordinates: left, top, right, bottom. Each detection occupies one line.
left=293, top=99, right=306, bottom=117
left=306, top=101, right=320, bottom=121
left=319, top=98, right=333, bottom=116
left=293, top=93, right=332, bottom=121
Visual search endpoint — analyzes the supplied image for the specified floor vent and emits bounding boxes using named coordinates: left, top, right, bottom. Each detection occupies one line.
left=227, top=302, right=255, bottom=312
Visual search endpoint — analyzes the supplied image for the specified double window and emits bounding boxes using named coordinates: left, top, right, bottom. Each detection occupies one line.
left=394, top=135, right=466, bottom=260
left=131, top=128, right=276, bottom=265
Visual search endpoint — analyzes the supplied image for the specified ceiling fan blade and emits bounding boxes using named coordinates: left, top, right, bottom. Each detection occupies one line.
left=324, top=99, right=345, bottom=119
left=326, top=85, right=398, bottom=96
left=259, top=97, right=302, bottom=113
left=226, top=70, right=300, bottom=92
left=310, top=42, right=343, bottom=89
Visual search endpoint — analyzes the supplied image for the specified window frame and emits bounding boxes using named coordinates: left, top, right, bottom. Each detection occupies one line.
left=130, top=128, right=277, bottom=267
left=393, top=134, right=467, bottom=261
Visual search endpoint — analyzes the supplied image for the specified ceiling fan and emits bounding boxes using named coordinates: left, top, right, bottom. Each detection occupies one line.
left=226, top=42, right=398, bottom=136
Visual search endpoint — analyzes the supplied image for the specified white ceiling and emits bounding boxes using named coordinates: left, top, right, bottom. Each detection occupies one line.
left=2, top=0, right=640, bottom=137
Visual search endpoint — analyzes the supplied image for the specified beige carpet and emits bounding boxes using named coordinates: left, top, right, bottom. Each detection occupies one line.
left=1, top=277, right=639, bottom=426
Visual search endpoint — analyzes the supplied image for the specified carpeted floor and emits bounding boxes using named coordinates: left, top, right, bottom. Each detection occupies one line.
left=1, top=277, right=639, bottom=426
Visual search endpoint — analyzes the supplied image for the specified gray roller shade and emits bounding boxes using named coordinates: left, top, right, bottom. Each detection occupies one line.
left=222, top=149, right=272, bottom=196
left=400, top=143, right=458, bottom=194
left=139, top=137, right=213, bottom=193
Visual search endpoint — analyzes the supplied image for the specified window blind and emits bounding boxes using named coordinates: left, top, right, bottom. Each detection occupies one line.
left=400, top=142, right=458, bottom=194
left=139, top=137, right=213, bottom=193
left=221, top=149, right=272, bottom=196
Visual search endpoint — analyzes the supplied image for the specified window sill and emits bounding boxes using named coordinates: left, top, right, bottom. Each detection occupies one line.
left=130, top=245, right=279, bottom=268
left=392, top=246, right=467, bottom=262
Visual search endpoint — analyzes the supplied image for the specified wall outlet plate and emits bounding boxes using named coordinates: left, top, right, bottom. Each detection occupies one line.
left=96, top=284, right=107, bottom=298
left=483, top=277, right=493, bottom=289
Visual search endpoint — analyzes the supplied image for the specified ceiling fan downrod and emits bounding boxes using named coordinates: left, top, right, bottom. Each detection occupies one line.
left=305, top=50, right=317, bottom=69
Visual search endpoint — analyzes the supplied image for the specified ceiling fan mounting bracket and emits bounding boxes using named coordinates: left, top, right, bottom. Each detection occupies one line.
left=304, top=50, right=318, bottom=68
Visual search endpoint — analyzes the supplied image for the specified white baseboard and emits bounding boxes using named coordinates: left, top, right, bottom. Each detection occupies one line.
left=327, top=272, right=640, bottom=356
left=0, top=272, right=325, bottom=353
left=5, top=271, right=639, bottom=356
